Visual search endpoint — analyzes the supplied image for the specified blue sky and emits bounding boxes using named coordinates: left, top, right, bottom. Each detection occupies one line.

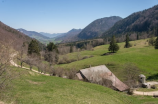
left=0, top=0, right=158, bottom=33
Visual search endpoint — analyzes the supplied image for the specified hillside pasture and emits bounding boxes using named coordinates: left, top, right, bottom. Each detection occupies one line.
left=57, top=39, right=158, bottom=79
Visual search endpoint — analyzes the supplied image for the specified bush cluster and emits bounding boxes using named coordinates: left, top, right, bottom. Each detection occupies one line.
left=49, top=67, right=77, bottom=79
left=58, top=55, right=93, bottom=65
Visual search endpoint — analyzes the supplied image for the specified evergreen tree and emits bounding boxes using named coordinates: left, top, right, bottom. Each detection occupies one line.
left=155, top=27, right=158, bottom=36
left=70, top=45, right=73, bottom=53
left=124, top=34, right=131, bottom=48
left=108, top=35, right=119, bottom=53
left=137, top=33, right=139, bottom=40
left=155, top=37, right=158, bottom=49
left=46, top=42, right=58, bottom=53
left=28, top=40, right=40, bottom=56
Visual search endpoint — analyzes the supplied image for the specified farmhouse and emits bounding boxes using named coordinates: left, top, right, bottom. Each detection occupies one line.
left=76, top=65, right=129, bottom=91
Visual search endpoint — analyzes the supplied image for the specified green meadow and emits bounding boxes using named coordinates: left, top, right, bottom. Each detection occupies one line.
left=2, top=39, right=158, bottom=103
left=57, top=39, right=158, bottom=79
left=1, top=66, right=158, bottom=104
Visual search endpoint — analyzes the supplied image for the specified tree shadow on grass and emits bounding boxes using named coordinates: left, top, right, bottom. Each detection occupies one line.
left=101, top=52, right=115, bottom=56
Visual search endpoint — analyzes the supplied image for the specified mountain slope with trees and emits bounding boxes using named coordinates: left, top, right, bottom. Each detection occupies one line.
left=77, top=16, right=122, bottom=40
left=102, top=5, right=158, bottom=38
left=0, top=21, right=32, bottom=51
left=0, top=21, right=45, bottom=52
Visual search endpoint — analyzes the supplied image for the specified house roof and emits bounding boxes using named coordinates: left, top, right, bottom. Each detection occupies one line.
left=76, top=73, right=83, bottom=80
left=77, top=65, right=129, bottom=91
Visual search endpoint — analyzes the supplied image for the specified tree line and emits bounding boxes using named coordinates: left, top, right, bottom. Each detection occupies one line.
left=108, top=34, right=158, bottom=53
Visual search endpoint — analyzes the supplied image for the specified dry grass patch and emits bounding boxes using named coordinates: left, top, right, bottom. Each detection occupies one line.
left=26, top=80, right=45, bottom=85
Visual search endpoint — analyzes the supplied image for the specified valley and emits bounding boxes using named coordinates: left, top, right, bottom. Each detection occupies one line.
left=1, top=2, right=158, bottom=104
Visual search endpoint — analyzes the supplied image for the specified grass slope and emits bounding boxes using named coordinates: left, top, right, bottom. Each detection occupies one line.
left=0, top=67, right=144, bottom=104
left=57, top=39, right=158, bottom=79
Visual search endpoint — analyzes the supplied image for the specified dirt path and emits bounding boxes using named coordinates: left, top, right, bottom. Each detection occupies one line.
left=10, top=54, right=49, bottom=76
left=133, top=90, right=158, bottom=96
left=0, top=101, right=5, bottom=104
left=133, top=81, right=158, bottom=96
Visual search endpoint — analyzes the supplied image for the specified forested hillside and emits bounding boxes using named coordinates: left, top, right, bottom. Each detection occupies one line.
left=78, top=16, right=122, bottom=39
left=103, top=5, right=158, bottom=37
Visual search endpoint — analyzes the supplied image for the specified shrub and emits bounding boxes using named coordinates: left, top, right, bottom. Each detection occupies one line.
left=49, top=68, right=57, bottom=76
left=63, top=56, right=71, bottom=63
left=56, top=67, right=64, bottom=77
left=58, top=58, right=77, bottom=64
left=67, top=69, right=77, bottom=79
left=58, top=59, right=67, bottom=64
left=69, top=59, right=77, bottom=63
left=151, top=85, right=156, bottom=89
left=82, top=56, right=89, bottom=60
left=89, top=55, right=94, bottom=58
left=128, top=88, right=134, bottom=95
left=147, top=73, right=158, bottom=80
left=148, top=36, right=155, bottom=46
left=123, top=63, right=140, bottom=88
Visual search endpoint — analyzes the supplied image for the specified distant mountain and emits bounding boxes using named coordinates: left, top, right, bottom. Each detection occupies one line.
left=102, top=5, right=158, bottom=37
left=55, top=29, right=82, bottom=43
left=17, top=29, right=50, bottom=40
left=77, top=16, right=122, bottom=40
left=39, top=32, right=64, bottom=38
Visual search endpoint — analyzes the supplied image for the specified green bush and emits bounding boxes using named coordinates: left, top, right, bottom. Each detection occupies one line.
left=147, top=73, right=158, bottom=80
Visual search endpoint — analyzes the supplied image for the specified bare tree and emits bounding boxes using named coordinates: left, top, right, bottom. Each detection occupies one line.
left=76, top=49, right=81, bottom=61
left=34, top=60, right=43, bottom=73
left=48, top=66, right=55, bottom=76
left=17, top=42, right=27, bottom=68
left=44, top=51, right=59, bottom=66
left=24, top=57, right=34, bottom=70
left=0, top=44, right=13, bottom=90
left=24, top=54, right=39, bottom=70
left=66, top=69, right=76, bottom=79
left=86, top=43, right=93, bottom=50
left=123, top=63, right=140, bottom=88
left=58, top=45, right=70, bottom=55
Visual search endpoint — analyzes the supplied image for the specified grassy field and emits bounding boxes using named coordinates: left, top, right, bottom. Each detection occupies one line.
left=18, top=38, right=158, bottom=80
left=5, top=38, right=158, bottom=103
left=57, top=39, right=158, bottom=79
left=1, top=66, right=158, bottom=104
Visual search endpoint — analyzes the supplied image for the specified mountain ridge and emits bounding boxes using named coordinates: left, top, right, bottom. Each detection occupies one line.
left=55, top=28, right=82, bottom=43
left=17, top=28, right=50, bottom=39
left=102, top=5, right=158, bottom=37
left=0, top=21, right=32, bottom=51
left=77, top=16, right=122, bottom=40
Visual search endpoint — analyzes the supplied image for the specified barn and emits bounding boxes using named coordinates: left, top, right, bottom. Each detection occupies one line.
left=76, top=65, right=129, bottom=91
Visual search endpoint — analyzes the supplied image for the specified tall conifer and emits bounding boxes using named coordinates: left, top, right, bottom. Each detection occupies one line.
left=124, top=34, right=131, bottom=48
left=28, top=40, right=40, bottom=56
left=108, top=35, right=119, bottom=53
left=155, top=37, right=158, bottom=49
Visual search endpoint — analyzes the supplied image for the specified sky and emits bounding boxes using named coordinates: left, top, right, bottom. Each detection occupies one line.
left=0, top=0, right=158, bottom=33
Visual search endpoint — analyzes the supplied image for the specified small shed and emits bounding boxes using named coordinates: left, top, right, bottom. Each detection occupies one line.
left=76, top=65, right=129, bottom=91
